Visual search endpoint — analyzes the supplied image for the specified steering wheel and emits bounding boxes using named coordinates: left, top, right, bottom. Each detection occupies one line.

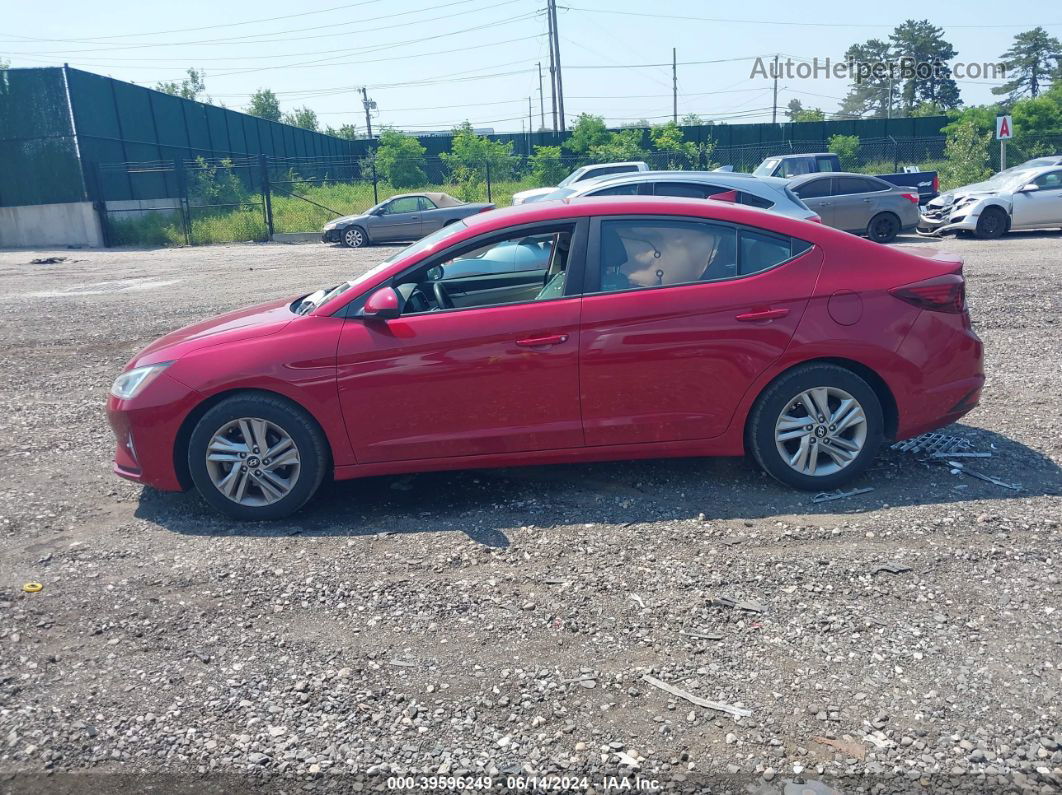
left=433, top=280, right=454, bottom=309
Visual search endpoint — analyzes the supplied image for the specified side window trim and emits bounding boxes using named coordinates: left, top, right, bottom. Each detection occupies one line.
left=583, top=214, right=814, bottom=296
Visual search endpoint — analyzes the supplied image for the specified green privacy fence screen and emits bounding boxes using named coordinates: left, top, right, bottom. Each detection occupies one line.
left=0, top=65, right=951, bottom=209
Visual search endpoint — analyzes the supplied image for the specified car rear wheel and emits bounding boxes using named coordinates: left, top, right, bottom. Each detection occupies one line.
left=867, top=212, right=900, bottom=244
left=748, top=364, right=883, bottom=491
left=974, top=207, right=1008, bottom=239
left=188, top=395, right=328, bottom=520
left=341, top=226, right=366, bottom=248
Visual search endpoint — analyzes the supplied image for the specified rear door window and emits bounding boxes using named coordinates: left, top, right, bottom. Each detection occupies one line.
left=653, top=182, right=729, bottom=198
left=832, top=177, right=881, bottom=195
left=793, top=178, right=831, bottom=199
left=589, top=183, right=642, bottom=196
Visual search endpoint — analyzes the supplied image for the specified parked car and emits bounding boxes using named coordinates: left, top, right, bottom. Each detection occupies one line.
left=511, top=161, right=649, bottom=205
left=109, top=196, right=983, bottom=520
left=788, top=173, right=920, bottom=243
left=537, top=170, right=820, bottom=222
left=754, top=153, right=939, bottom=204
left=918, top=165, right=1062, bottom=238
left=322, top=192, right=493, bottom=247
left=999, top=155, right=1062, bottom=175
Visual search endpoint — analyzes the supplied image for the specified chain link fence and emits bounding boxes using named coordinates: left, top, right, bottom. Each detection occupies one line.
left=93, top=136, right=956, bottom=246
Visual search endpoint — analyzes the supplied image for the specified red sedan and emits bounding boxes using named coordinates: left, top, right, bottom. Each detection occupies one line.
left=107, top=197, right=984, bottom=520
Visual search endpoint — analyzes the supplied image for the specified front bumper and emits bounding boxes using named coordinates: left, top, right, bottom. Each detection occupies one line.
left=322, top=227, right=342, bottom=243
left=107, top=373, right=203, bottom=492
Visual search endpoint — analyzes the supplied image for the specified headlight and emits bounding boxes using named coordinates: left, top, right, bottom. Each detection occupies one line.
left=324, top=222, right=337, bottom=230
left=110, top=362, right=173, bottom=400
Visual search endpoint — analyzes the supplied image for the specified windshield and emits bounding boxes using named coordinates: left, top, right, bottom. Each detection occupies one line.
left=557, top=171, right=579, bottom=188
left=296, top=221, right=469, bottom=315
left=980, top=169, right=1036, bottom=189
left=753, top=159, right=780, bottom=177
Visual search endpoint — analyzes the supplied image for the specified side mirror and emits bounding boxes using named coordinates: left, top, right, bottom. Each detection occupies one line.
left=1021, top=183, right=1039, bottom=192
left=425, top=265, right=444, bottom=281
left=361, top=286, right=401, bottom=320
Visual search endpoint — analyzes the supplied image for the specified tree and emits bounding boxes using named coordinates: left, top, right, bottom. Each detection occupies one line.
left=374, top=129, right=427, bottom=188
left=890, top=19, right=960, bottom=113
left=828, top=134, right=861, bottom=170
left=938, top=118, right=992, bottom=190
left=910, top=101, right=945, bottom=117
left=155, top=68, right=209, bottom=102
left=839, top=38, right=896, bottom=118
left=563, top=113, right=610, bottom=158
left=528, top=145, right=569, bottom=185
left=282, top=106, right=319, bottom=131
left=787, top=99, right=826, bottom=122
left=325, top=123, right=358, bottom=140
left=992, top=27, right=1062, bottom=101
left=246, top=89, right=281, bottom=122
left=650, top=121, right=697, bottom=168
left=0, top=57, right=9, bottom=70
left=588, top=128, right=648, bottom=163
left=680, top=112, right=703, bottom=126
left=441, top=122, right=514, bottom=198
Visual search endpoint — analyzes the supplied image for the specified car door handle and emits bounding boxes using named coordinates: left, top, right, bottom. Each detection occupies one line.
left=736, top=308, right=790, bottom=322
left=516, top=334, right=569, bottom=347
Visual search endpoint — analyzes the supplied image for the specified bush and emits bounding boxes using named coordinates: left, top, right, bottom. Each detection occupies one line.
left=188, top=157, right=247, bottom=206
left=938, top=119, right=992, bottom=191
left=828, top=134, right=860, bottom=171
left=528, top=145, right=569, bottom=186
left=374, top=129, right=428, bottom=189
left=441, top=122, right=515, bottom=199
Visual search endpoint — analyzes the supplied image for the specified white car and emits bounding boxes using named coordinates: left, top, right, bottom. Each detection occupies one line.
left=919, top=165, right=1062, bottom=238
left=511, top=161, right=648, bottom=205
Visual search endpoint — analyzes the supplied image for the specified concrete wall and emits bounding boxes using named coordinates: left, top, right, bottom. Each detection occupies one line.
left=0, top=201, right=104, bottom=248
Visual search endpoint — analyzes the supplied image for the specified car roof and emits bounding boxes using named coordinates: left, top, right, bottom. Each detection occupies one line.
left=387, top=191, right=463, bottom=206
left=771, top=152, right=834, bottom=159
left=568, top=170, right=792, bottom=191
left=788, top=172, right=890, bottom=184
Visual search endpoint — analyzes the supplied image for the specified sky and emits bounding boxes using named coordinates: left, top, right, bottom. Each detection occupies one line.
left=3, top=0, right=1060, bottom=134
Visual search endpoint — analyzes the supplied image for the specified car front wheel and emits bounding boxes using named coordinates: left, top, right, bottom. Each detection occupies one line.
left=341, top=226, right=366, bottom=248
left=974, top=206, right=1007, bottom=239
left=188, top=394, right=328, bottom=520
left=748, top=364, right=883, bottom=491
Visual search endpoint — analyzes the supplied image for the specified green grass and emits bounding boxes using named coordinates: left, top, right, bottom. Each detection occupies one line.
left=107, top=177, right=543, bottom=246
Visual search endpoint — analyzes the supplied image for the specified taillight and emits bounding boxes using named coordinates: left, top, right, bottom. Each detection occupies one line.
left=900, top=192, right=919, bottom=204
left=932, top=174, right=939, bottom=194
left=889, top=274, right=965, bottom=313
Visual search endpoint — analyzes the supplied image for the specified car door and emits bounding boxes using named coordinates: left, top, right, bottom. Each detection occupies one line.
left=578, top=216, right=822, bottom=446
left=1012, top=169, right=1062, bottom=227
left=415, top=195, right=443, bottom=233
left=830, top=176, right=884, bottom=232
left=335, top=220, right=588, bottom=463
left=792, top=178, right=835, bottom=226
left=372, top=196, right=423, bottom=241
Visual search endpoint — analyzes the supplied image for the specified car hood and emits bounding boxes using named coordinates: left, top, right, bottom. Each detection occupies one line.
left=130, top=297, right=297, bottom=367
left=511, top=187, right=557, bottom=204
left=930, top=179, right=1007, bottom=207
left=326, top=213, right=370, bottom=227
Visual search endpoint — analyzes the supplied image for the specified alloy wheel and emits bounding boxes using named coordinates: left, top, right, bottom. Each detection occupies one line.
left=343, top=228, right=364, bottom=247
left=204, top=417, right=301, bottom=506
left=774, top=387, right=867, bottom=477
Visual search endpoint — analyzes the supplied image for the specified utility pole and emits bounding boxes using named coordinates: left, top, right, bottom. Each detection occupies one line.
left=360, top=87, right=375, bottom=139
left=537, top=62, right=545, bottom=131
left=672, top=48, right=678, bottom=123
left=528, top=96, right=533, bottom=151
left=549, top=0, right=566, bottom=131
left=771, top=54, right=779, bottom=124
left=546, top=6, right=558, bottom=131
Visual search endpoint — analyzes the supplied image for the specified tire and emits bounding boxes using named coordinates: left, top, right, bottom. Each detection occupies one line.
left=974, top=206, right=1007, bottom=239
left=188, top=394, right=328, bottom=520
left=747, top=364, right=884, bottom=491
left=341, top=226, right=367, bottom=248
left=866, top=212, right=900, bottom=244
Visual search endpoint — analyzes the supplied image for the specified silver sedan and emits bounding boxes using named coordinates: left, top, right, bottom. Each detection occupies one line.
left=919, top=165, right=1062, bottom=238
left=788, top=173, right=921, bottom=243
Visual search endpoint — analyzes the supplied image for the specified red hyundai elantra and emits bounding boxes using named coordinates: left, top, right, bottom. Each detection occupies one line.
left=107, top=197, right=983, bottom=520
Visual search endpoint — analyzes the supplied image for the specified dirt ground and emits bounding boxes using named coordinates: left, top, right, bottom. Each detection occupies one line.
left=0, top=232, right=1059, bottom=794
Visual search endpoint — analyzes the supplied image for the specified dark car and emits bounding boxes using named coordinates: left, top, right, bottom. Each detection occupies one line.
left=788, top=173, right=921, bottom=243
left=754, top=153, right=939, bottom=204
left=322, top=192, right=494, bottom=247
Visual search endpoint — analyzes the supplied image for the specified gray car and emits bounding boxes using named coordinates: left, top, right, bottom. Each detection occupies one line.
left=538, top=171, right=818, bottom=222
left=322, top=192, right=494, bottom=248
left=788, top=173, right=921, bottom=243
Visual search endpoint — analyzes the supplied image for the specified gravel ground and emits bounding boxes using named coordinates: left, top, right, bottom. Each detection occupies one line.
left=0, top=233, right=1059, bottom=794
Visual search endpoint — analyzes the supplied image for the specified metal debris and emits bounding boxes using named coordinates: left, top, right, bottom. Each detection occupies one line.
left=930, top=451, right=991, bottom=459
left=892, top=431, right=975, bottom=457
left=944, top=461, right=1021, bottom=491
left=811, top=486, right=875, bottom=503
left=680, top=629, right=723, bottom=641
left=641, top=674, right=752, bottom=718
